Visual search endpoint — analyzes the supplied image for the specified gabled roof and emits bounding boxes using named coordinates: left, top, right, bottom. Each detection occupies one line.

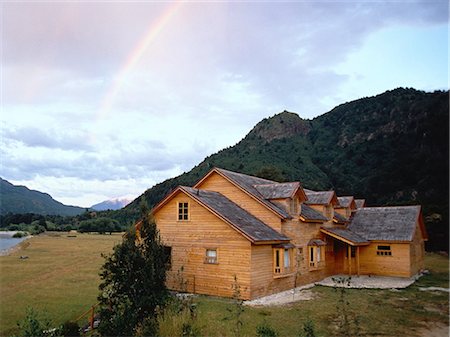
left=354, top=199, right=366, bottom=209
left=320, top=227, right=369, bottom=246
left=305, top=190, right=338, bottom=206
left=254, top=182, right=304, bottom=200
left=300, top=204, right=328, bottom=222
left=152, top=186, right=289, bottom=244
left=333, top=212, right=349, bottom=224
left=348, top=206, right=426, bottom=242
left=336, top=196, right=356, bottom=209
left=195, top=168, right=293, bottom=219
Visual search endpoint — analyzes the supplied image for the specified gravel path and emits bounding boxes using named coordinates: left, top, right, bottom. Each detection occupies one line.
left=244, top=274, right=430, bottom=306
left=244, top=284, right=315, bottom=306
left=316, top=274, right=420, bottom=289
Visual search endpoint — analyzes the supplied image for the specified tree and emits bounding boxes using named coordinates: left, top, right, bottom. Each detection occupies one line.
left=97, top=210, right=169, bottom=336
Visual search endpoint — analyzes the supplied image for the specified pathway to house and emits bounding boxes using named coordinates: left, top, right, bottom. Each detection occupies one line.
left=244, top=274, right=420, bottom=306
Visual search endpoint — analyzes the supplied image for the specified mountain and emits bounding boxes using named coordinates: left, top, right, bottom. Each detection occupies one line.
left=112, top=88, right=449, bottom=250
left=91, top=198, right=132, bottom=211
left=0, top=178, right=86, bottom=216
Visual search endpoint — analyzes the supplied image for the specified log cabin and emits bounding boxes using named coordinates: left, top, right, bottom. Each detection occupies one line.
left=151, top=167, right=428, bottom=300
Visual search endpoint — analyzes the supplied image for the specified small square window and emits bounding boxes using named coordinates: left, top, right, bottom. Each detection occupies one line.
left=205, top=249, right=217, bottom=264
left=178, top=202, right=189, bottom=221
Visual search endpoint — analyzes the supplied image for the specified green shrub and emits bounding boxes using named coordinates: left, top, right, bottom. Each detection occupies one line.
left=60, top=321, right=80, bottom=337
left=12, top=232, right=27, bottom=238
left=256, top=321, right=278, bottom=337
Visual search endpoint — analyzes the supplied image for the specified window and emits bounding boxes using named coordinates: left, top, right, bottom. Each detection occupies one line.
left=273, top=247, right=293, bottom=275
left=163, top=246, right=172, bottom=269
left=290, top=197, right=298, bottom=215
left=205, top=249, right=218, bottom=264
left=178, top=202, right=189, bottom=221
left=377, top=245, right=392, bottom=256
left=324, top=205, right=333, bottom=219
left=309, top=245, right=325, bottom=269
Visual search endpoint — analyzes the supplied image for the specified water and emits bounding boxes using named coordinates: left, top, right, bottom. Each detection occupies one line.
left=0, top=232, right=27, bottom=252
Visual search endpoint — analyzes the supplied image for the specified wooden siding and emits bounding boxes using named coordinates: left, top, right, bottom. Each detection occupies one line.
left=358, top=243, right=412, bottom=277
left=410, top=222, right=425, bottom=275
left=250, top=245, right=296, bottom=299
left=196, top=171, right=283, bottom=231
left=154, top=192, right=252, bottom=299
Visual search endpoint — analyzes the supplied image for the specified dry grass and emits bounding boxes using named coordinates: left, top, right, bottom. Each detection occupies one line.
left=0, top=233, right=120, bottom=336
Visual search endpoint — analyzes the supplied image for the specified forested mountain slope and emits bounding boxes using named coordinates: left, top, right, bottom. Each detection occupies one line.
left=0, top=178, right=85, bottom=216
left=113, top=88, right=448, bottom=250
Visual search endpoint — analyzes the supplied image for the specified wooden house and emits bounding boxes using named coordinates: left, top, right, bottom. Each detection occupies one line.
left=151, top=168, right=427, bottom=300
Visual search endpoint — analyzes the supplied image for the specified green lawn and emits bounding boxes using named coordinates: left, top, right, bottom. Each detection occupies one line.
left=0, top=233, right=121, bottom=336
left=159, top=252, right=449, bottom=337
left=0, top=233, right=448, bottom=337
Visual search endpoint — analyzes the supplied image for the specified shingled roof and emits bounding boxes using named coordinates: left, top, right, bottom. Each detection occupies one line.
left=354, top=199, right=366, bottom=209
left=305, top=191, right=336, bottom=205
left=209, top=168, right=292, bottom=218
left=254, top=182, right=301, bottom=199
left=300, top=204, right=328, bottom=222
left=180, top=187, right=290, bottom=243
left=333, top=212, right=349, bottom=224
left=337, top=196, right=355, bottom=209
left=348, top=206, right=423, bottom=241
left=320, top=227, right=369, bottom=245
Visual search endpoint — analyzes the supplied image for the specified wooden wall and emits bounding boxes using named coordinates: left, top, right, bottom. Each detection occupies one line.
left=409, top=222, right=425, bottom=275
left=154, top=192, right=252, bottom=299
left=196, top=172, right=282, bottom=231
left=358, top=243, right=412, bottom=277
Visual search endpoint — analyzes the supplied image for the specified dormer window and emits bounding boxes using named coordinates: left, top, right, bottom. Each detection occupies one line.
left=290, top=197, right=298, bottom=215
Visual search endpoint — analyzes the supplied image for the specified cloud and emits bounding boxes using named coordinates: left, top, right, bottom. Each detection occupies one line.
left=2, top=1, right=447, bottom=206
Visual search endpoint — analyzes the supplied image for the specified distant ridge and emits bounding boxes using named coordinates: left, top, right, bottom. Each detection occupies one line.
left=91, top=198, right=132, bottom=211
left=0, top=178, right=85, bottom=216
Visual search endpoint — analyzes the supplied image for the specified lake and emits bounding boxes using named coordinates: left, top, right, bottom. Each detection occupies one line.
left=0, top=232, right=28, bottom=253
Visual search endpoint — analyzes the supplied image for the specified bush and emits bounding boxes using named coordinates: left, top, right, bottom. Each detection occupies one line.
left=60, top=321, right=80, bottom=337
left=15, top=307, right=52, bottom=337
left=12, top=232, right=27, bottom=238
left=300, top=318, right=317, bottom=337
left=256, top=321, right=278, bottom=337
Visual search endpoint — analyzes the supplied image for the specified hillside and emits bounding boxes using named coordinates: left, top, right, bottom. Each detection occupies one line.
left=0, top=178, right=85, bottom=216
left=113, top=88, right=449, bottom=250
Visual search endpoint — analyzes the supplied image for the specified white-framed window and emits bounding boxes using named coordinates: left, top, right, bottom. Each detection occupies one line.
left=309, top=244, right=325, bottom=268
left=273, top=247, right=293, bottom=275
left=205, top=248, right=218, bottom=264
left=178, top=202, right=189, bottom=221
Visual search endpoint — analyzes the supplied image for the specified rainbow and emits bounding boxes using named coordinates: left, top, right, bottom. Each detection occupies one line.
left=97, top=1, right=184, bottom=120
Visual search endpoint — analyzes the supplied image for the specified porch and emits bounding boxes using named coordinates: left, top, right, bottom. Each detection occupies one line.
left=320, top=227, right=369, bottom=276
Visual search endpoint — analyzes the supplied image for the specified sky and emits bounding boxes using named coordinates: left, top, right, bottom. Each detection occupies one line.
left=1, top=0, right=448, bottom=208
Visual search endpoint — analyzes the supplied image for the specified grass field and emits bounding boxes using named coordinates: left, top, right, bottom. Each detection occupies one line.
left=0, top=233, right=448, bottom=336
left=0, top=233, right=121, bottom=336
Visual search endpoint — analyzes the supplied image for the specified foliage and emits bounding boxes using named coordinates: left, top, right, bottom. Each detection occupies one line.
left=332, top=277, right=361, bottom=337
left=12, top=231, right=28, bottom=238
left=299, top=318, right=317, bottom=337
left=226, top=275, right=245, bottom=337
left=256, top=321, right=278, bottom=337
left=60, top=321, right=80, bottom=337
left=96, top=210, right=169, bottom=337
left=15, top=307, right=54, bottom=337
left=78, top=217, right=120, bottom=234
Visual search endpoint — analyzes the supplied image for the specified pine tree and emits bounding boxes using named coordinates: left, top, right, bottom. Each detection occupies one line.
left=97, top=209, right=169, bottom=336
